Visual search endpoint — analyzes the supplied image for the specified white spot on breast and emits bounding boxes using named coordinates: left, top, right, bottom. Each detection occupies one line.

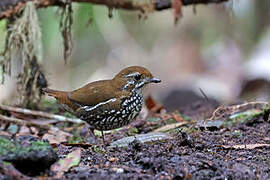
left=107, top=116, right=112, bottom=121
left=102, top=118, right=106, bottom=123
left=132, top=112, right=138, bottom=119
left=110, top=117, right=115, bottom=122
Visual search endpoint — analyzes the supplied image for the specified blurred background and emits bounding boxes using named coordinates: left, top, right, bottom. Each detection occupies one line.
left=0, top=0, right=270, bottom=111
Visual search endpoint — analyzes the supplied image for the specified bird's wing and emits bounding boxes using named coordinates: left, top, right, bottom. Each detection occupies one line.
left=73, top=89, right=131, bottom=121
left=68, top=80, right=116, bottom=107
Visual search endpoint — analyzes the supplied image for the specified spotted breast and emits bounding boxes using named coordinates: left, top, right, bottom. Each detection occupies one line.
left=77, top=89, right=143, bottom=131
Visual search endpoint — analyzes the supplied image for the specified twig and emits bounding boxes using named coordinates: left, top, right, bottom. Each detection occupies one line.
left=0, top=104, right=83, bottom=124
left=199, top=88, right=216, bottom=108
left=0, top=114, right=51, bottom=130
left=0, top=0, right=229, bottom=20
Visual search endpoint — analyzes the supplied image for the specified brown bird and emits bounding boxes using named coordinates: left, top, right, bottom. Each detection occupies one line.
left=43, top=66, right=161, bottom=144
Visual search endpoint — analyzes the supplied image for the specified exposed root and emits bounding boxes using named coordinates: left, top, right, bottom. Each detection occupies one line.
left=1, top=2, right=47, bottom=108
left=60, top=1, right=73, bottom=63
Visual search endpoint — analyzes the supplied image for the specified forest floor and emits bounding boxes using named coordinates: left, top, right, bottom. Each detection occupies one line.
left=0, top=99, right=269, bottom=180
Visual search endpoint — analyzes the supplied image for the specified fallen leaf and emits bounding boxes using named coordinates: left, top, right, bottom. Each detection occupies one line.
left=145, top=96, right=164, bottom=113
left=222, top=143, right=270, bottom=149
left=172, top=113, right=185, bottom=122
left=51, top=148, right=81, bottom=178
left=42, top=128, right=72, bottom=144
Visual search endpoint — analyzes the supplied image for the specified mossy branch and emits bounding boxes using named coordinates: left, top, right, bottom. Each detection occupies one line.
left=0, top=0, right=228, bottom=20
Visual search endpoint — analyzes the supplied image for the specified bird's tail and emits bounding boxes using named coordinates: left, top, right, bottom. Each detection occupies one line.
left=42, top=88, right=66, bottom=99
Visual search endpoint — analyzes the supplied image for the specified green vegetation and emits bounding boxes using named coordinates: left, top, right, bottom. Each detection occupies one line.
left=127, top=127, right=139, bottom=136
left=0, top=136, right=52, bottom=157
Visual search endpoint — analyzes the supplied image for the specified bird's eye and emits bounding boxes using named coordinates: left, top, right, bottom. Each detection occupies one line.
left=134, top=74, right=141, bottom=81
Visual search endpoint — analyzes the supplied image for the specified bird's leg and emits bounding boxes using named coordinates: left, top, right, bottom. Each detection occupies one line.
left=101, top=131, right=106, bottom=146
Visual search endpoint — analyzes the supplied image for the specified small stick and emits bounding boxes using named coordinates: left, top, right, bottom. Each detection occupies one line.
left=199, top=88, right=216, bottom=108
left=0, top=114, right=52, bottom=130
left=0, top=104, right=83, bottom=124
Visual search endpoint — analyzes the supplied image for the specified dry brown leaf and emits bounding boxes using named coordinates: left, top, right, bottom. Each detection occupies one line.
left=42, top=128, right=72, bottom=144
left=51, top=148, right=81, bottom=178
left=145, top=96, right=164, bottom=113
left=172, top=113, right=185, bottom=122
left=222, top=143, right=270, bottom=149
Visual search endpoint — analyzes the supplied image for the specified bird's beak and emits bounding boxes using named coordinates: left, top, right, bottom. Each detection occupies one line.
left=150, top=77, right=161, bottom=83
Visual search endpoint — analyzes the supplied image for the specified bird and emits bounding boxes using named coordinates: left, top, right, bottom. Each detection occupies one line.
left=43, top=66, right=161, bottom=144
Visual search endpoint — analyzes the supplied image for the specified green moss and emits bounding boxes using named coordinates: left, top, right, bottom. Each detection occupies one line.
left=64, top=112, right=77, bottom=118
left=2, top=161, right=11, bottom=166
left=68, top=135, right=88, bottom=144
left=223, top=107, right=270, bottom=127
left=92, top=145, right=104, bottom=153
left=178, top=127, right=199, bottom=134
left=0, top=136, right=51, bottom=157
left=127, top=128, right=139, bottom=136
left=29, top=141, right=51, bottom=151
left=41, top=99, right=59, bottom=113
left=0, top=137, right=18, bottom=156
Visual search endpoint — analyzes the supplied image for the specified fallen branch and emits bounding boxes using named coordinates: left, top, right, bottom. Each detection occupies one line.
left=222, top=143, right=270, bottom=150
left=0, top=104, right=83, bottom=124
left=0, top=114, right=52, bottom=130
left=0, top=0, right=228, bottom=20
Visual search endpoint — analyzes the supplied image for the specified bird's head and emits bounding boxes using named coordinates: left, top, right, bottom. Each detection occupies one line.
left=113, top=66, right=161, bottom=91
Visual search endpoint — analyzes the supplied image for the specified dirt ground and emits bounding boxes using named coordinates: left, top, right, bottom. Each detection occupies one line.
left=0, top=100, right=269, bottom=180
left=61, top=119, right=270, bottom=180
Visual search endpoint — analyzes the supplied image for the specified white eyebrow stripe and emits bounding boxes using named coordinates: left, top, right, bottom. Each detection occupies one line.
left=124, top=72, right=140, bottom=78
